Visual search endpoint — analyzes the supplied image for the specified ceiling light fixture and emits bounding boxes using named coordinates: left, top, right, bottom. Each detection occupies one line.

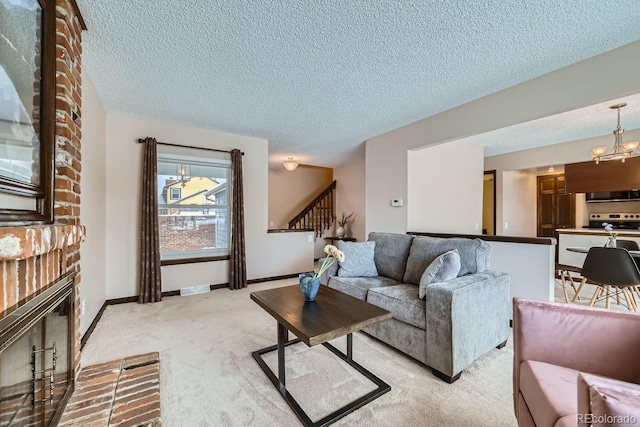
left=177, top=164, right=191, bottom=186
left=547, top=166, right=555, bottom=173
left=591, top=103, right=640, bottom=164
left=283, top=157, right=299, bottom=171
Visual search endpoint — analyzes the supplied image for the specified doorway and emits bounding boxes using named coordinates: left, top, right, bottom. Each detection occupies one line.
left=482, top=171, right=496, bottom=235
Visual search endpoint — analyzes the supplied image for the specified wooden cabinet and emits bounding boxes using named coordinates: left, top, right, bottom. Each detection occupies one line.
left=565, top=156, right=640, bottom=193
left=537, top=175, right=575, bottom=238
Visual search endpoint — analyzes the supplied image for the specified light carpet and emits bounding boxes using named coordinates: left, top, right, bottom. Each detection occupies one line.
left=82, top=279, right=517, bottom=426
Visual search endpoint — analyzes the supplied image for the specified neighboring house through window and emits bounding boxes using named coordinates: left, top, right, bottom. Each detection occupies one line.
left=157, top=153, right=231, bottom=261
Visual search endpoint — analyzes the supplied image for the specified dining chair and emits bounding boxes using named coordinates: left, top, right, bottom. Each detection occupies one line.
left=556, top=263, right=582, bottom=303
left=615, top=240, right=640, bottom=301
left=615, top=239, right=640, bottom=251
left=572, top=247, right=639, bottom=311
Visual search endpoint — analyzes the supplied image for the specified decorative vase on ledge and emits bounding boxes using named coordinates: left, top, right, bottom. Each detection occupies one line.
left=336, top=226, right=346, bottom=238
left=606, top=237, right=617, bottom=248
left=299, top=272, right=321, bottom=301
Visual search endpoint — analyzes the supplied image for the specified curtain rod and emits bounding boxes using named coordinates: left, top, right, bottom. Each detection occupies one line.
left=137, top=138, right=244, bottom=156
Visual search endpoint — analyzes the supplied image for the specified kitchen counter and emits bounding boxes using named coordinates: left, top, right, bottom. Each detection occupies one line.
left=558, top=229, right=640, bottom=268
left=557, top=228, right=640, bottom=236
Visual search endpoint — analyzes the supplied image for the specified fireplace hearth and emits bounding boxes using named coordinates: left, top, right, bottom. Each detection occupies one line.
left=0, top=272, right=76, bottom=426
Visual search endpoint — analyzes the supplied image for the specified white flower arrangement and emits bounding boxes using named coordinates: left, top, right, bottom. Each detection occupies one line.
left=314, top=244, right=345, bottom=278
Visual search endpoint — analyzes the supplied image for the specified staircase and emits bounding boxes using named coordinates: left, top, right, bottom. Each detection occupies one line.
left=288, top=180, right=336, bottom=238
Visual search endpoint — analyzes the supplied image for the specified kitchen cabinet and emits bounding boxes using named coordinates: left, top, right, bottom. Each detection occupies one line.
left=565, top=156, right=640, bottom=193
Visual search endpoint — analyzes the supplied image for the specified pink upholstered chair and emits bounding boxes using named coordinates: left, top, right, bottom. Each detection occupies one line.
left=513, top=298, right=640, bottom=427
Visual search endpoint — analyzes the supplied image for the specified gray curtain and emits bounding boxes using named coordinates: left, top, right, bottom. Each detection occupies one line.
left=139, top=137, right=162, bottom=303
left=229, top=149, right=247, bottom=290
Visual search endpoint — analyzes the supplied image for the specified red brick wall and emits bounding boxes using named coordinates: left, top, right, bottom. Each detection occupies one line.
left=54, top=0, right=84, bottom=372
left=159, top=217, right=217, bottom=252
left=0, top=0, right=84, bottom=376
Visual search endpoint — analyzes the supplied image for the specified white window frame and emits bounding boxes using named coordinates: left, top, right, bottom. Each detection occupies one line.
left=157, top=153, right=232, bottom=261
left=170, top=187, right=181, bottom=200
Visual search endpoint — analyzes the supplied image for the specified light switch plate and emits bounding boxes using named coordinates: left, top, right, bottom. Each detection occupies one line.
left=391, top=199, right=403, bottom=207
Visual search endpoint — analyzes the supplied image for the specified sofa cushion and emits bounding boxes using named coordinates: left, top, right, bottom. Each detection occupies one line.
left=418, top=249, right=461, bottom=300
left=578, top=373, right=640, bottom=426
left=520, top=360, right=579, bottom=427
left=367, top=232, right=414, bottom=282
left=367, top=284, right=425, bottom=329
left=327, top=276, right=401, bottom=301
left=403, top=236, right=490, bottom=284
left=337, top=241, right=378, bottom=277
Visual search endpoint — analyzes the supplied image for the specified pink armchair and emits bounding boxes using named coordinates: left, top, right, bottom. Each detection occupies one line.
left=513, top=298, right=640, bottom=427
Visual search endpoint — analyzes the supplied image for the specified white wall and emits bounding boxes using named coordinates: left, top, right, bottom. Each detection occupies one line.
left=366, top=41, right=640, bottom=235
left=489, top=241, right=556, bottom=303
left=79, top=71, right=107, bottom=336
left=105, top=114, right=313, bottom=299
left=407, top=141, right=484, bottom=233
left=334, top=146, right=366, bottom=241
left=501, top=170, right=537, bottom=237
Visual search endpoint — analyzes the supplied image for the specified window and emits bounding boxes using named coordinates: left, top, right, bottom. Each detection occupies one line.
left=157, top=154, right=231, bottom=261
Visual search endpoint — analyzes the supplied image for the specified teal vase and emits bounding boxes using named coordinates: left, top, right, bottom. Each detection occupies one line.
left=299, top=273, right=321, bottom=301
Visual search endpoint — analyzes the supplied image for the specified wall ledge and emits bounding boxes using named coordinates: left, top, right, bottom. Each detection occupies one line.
left=0, top=225, right=85, bottom=261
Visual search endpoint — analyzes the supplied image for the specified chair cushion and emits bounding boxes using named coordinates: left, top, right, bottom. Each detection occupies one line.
left=368, top=232, right=414, bottom=282
left=337, top=241, right=378, bottom=277
left=367, top=284, right=425, bottom=329
left=403, top=236, right=490, bottom=284
left=520, top=360, right=579, bottom=427
left=327, top=276, right=401, bottom=301
left=418, top=249, right=461, bottom=300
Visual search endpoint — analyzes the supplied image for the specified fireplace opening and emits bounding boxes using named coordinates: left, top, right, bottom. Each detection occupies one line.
left=0, top=272, right=76, bottom=427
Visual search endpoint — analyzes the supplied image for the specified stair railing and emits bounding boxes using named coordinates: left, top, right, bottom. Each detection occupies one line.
left=288, top=181, right=336, bottom=238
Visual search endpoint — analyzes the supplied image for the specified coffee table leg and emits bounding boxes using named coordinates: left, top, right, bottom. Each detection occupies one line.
left=347, top=333, right=353, bottom=361
left=277, top=322, right=286, bottom=392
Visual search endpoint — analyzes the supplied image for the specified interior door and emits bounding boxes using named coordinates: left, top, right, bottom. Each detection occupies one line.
left=537, top=175, right=575, bottom=237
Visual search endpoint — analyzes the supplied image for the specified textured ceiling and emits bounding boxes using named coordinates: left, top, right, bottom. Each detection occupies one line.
left=472, top=93, right=640, bottom=156
left=76, top=0, right=640, bottom=167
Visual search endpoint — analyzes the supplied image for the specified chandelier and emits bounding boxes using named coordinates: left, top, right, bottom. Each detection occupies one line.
left=591, top=103, right=639, bottom=164
left=176, top=164, right=191, bottom=186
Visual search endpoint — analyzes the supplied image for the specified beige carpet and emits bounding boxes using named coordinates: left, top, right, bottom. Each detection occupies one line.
left=82, top=279, right=517, bottom=426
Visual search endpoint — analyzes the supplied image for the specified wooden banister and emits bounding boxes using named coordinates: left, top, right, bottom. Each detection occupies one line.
left=288, top=180, right=336, bottom=237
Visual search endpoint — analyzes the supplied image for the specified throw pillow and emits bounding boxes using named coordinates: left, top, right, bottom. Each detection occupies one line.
left=337, top=241, right=378, bottom=277
left=418, top=249, right=461, bottom=300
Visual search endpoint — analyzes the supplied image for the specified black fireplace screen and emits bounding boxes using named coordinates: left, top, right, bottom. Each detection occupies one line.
left=0, top=271, right=75, bottom=427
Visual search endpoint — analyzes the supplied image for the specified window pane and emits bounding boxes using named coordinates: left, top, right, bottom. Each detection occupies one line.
left=157, top=157, right=230, bottom=259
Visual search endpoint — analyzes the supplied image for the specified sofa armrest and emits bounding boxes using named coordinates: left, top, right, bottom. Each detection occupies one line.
left=318, top=257, right=339, bottom=286
left=425, top=270, right=510, bottom=379
left=577, top=373, right=640, bottom=426
left=513, top=298, right=640, bottom=420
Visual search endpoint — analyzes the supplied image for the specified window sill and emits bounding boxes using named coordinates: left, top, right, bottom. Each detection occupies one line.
left=161, top=255, right=230, bottom=266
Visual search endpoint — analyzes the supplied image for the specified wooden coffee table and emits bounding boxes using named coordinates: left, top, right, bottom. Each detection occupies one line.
left=251, top=285, right=392, bottom=427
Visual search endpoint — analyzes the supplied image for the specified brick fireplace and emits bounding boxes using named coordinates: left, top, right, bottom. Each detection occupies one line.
left=0, top=0, right=85, bottom=382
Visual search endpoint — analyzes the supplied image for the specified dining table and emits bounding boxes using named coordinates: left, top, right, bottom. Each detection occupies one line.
left=567, top=246, right=640, bottom=256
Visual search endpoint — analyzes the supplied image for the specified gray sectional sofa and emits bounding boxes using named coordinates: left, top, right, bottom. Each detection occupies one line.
left=319, top=232, right=510, bottom=383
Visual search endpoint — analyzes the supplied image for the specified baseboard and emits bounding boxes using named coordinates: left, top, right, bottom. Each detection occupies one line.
left=247, top=272, right=303, bottom=284
left=80, top=300, right=108, bottom=350
left=81, top=274, right=304, bottom=348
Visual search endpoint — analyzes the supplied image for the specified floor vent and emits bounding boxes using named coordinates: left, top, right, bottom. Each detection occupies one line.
left=180, top=285, right=211, bottom=296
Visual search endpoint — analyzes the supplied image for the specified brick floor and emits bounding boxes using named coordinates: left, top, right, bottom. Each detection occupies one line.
left=59, top=353, right=161, bottom=427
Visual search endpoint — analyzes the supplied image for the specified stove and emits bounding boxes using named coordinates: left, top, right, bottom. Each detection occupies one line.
left=586, top=213, right=640, bottom=229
